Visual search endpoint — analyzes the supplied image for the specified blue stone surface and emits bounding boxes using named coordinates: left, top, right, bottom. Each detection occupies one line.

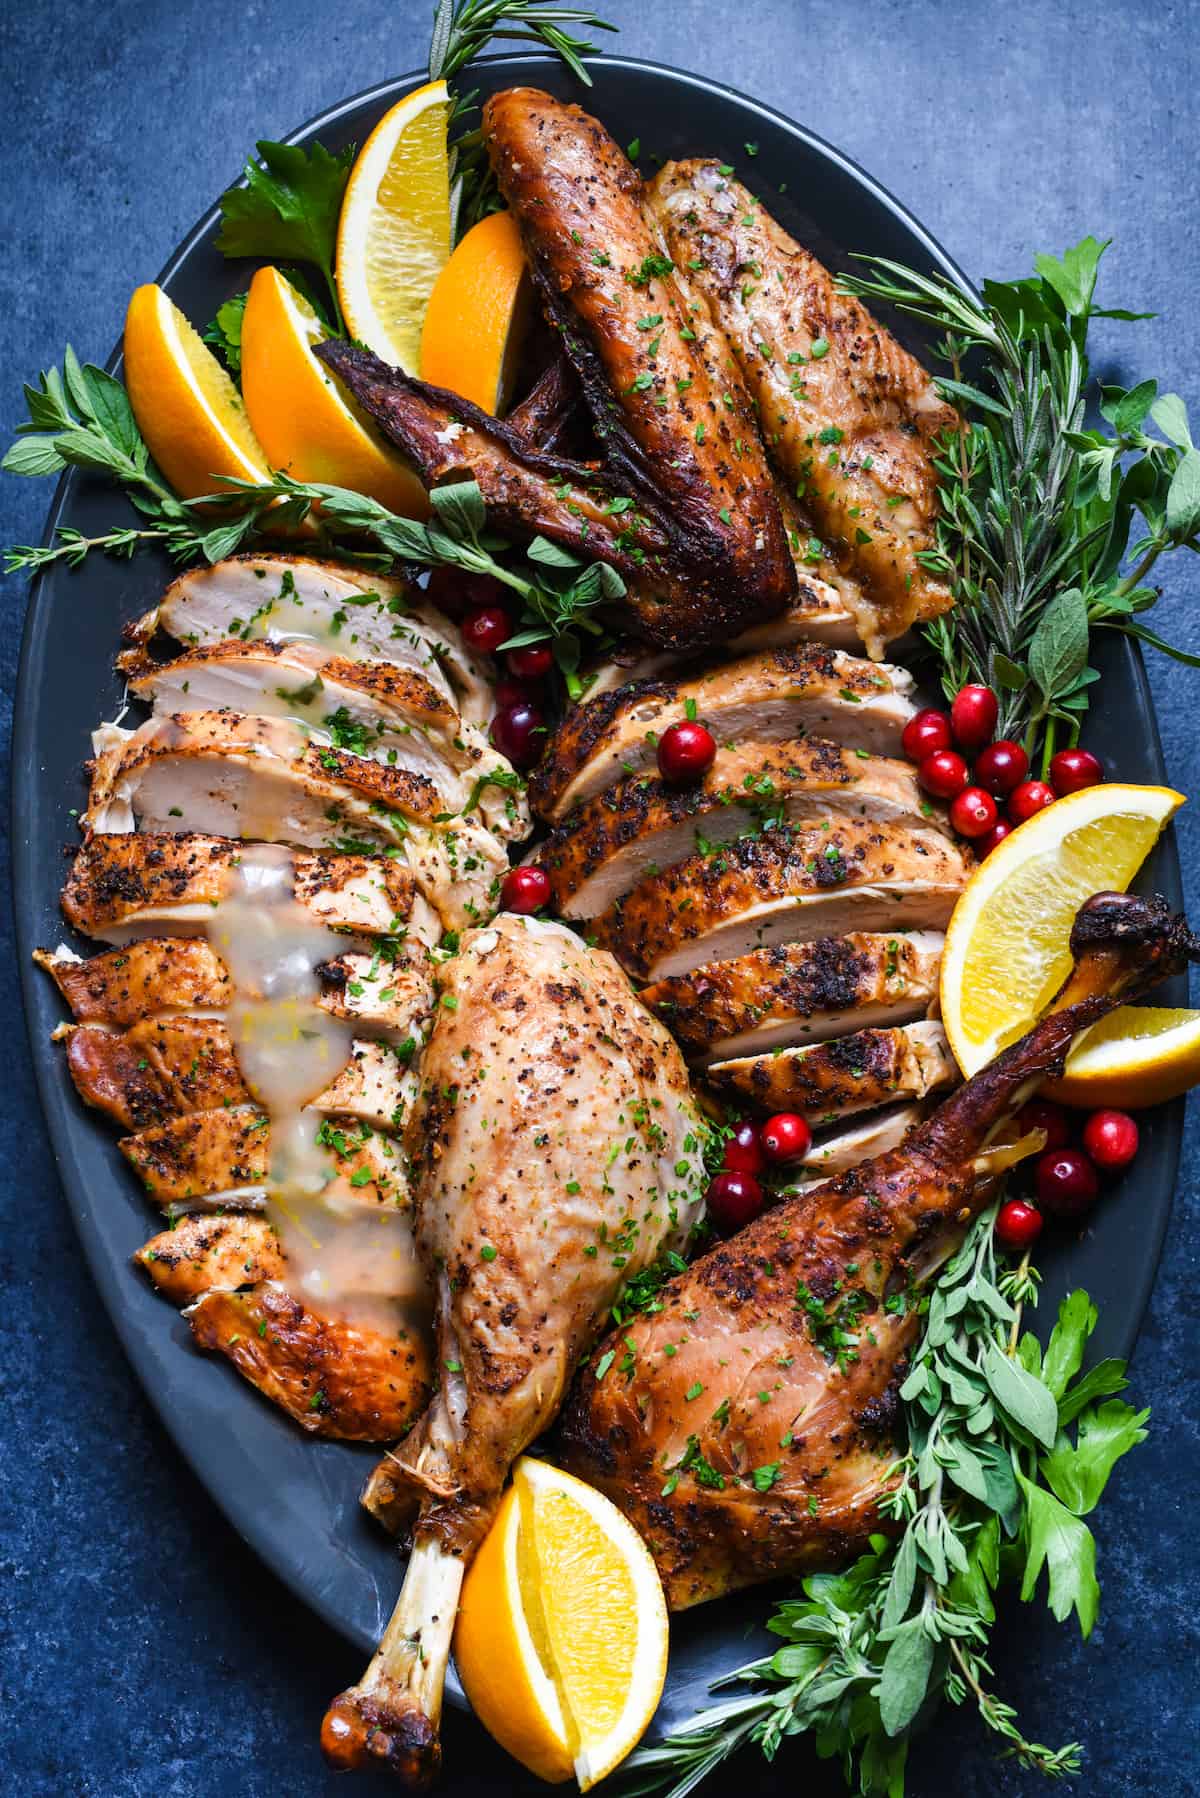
left=1, top=2, right=1197, bottom=1792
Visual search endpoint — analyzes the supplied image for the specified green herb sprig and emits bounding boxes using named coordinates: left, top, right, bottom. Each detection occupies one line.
left=215, top=138, right=354, bottom=335
left=841, top=238, right=1199, bottom=773
left=622, top=1207, right=1148, bottom=1798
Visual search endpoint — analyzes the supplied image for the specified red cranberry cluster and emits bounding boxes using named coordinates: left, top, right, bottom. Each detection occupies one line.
left=457, top=582, right=553, bottom=773
left=705, top=1113, right=813, bottom=1233
left=993, top=1098, right=1140, bottom=1251
left=902, top=684, right=1105, bottom=853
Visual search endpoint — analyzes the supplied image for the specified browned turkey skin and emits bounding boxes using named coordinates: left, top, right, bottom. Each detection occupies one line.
left=560, top=892, right=1198, bottom=1609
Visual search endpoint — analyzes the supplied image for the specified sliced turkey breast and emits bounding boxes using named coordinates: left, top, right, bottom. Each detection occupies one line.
left=130, top=640, right=528, bottom=842
left=36, top=937, right=432, bottom=1042
left=87, top=712, right=443, bottom=839
left=136, top=1213, right=286, bottom=1305
left=707, top=1020, right=956, bottom=1123
left=85, top=714, right=508, bottom=931
left=529, top=645, right=917, bottom=822
left=65, top=1019, right=422, bottom=1135
left=186, top=1282, right=431, bottom=1440
left=120, top=1105, right=406, bottom=1211
left=593, top=822, right=970, bottom=982
left=66, top=1015, right=249, bottom=1130
left=541, top=740, right=944, bottom=918
left=641, top=930, right=944, bottom=1065
left=35, top=939, right=235, bottom=1025
left=311, top=1040, right=419, bottom=1134
left=118, top=554, right=490, bottom=723
left=61, top=836, right=418, bottom=947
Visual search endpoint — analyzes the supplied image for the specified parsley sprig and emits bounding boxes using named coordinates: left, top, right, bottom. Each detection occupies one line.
left=841, top=237, right=1200, bottom=775
left=622, top=1206, right=1148, bottom=1798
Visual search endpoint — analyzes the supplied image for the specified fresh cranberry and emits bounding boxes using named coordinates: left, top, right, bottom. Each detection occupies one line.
left=950, top=684, right=999, bottom=750
left=657, top=720, right=716, bottom=784
left=1035, top=1147, right=1101, bottom=1218
left=949, top=785, right=999, bottom=839
left=974, top=739, right=1029, bottom=797
left=705, top=1170, right=765, bottom=1234
left=1015, top=1099, right=1073, bottom=1151
left=493, top=675, right=535, bottom=710
left=490, top=700, right=545, bottom=770
left=1049, top=748, right=1105, bottom=796
left=722, top=1120, right=766, bottom=1175
left=1008, top=779, right=1057, bottom=823
left=462, top=605, right=513, bottom=657
left=507, top=643, right=554, bottom=682
left=995, top=1198, right=1044, bottom=1252
left=901, top=708, right=953, bottom=763
left=499, top=865, right=551, bottom=914
left=1082, top=1109, right=1140, bottom=1172
left=979, top=820, right=1014, bottom=857
left=759, top=1112, right=813, bottom=1165
left=918, top=749, right=970, bottom=799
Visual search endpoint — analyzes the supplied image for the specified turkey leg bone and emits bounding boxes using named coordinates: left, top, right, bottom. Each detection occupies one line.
left=320, top=914, right=708, bottom=1782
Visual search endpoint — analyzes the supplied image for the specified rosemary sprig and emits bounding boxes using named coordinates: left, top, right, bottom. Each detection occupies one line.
left=429, top=0, right=616, bottom=85
left=622, top=1209, right=1147, bottom=1798
left=842, top=238, right=1200, bottom=770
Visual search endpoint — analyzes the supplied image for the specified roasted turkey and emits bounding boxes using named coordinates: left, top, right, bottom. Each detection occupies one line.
left=561, top=892, right=1197, bottom=1607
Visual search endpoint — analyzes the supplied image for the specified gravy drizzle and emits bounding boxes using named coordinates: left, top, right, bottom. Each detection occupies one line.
left=210, top=845, right=419, bottom=1332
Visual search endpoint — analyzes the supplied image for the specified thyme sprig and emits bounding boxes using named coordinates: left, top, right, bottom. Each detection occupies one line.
left=622, top=1207, right=1147, bottom=1798
left=842, top=238, right=1200, bottom=771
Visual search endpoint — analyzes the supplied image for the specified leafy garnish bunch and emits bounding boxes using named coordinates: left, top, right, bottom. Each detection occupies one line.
left=622, top=1210, right=1148, bottom=1798
left=844, top=237, right=1200, bottom=774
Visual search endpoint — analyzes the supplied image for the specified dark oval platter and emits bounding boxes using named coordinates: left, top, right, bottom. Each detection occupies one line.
left=10, top=51, right=1186, bottom=1741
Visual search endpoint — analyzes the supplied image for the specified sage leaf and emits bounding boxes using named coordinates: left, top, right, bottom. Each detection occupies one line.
left=81, top=363, right=142, bottom=459
left=983, top=1340, right=1059, bottom=1448
left=1150, top=391, right=1193, bottom=448
left=1018, top=1475, right=1100, bottom=1637
left=1028, top=586, right=1089, bottom=704
left=878, top=1617, right=935, bottom=1736
left=880, top=1529, right=918, bottom=1634
left=971, top=1439, right=1022, bottom=1528
left=1166, top=448, right=1200, bottom=541
left=992, top=652, right=1027, bottom=690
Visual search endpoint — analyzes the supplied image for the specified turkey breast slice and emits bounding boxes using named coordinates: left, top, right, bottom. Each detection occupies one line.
left=540, top=739, right=946, bottom=919
left=135, top=1213, right=287, bottom=1306
left=642, top=930, right=944, bottom=1066
left=707, top=1020, right=956, bottom=1124
left=593, top=823, right=970, bottom=982
left=60, top=835, right=420, bottom=946
left=118, top=554, right=490, bottom=723
left=36, top=936, right=432, bottom=1037
left=130, top=640, right=528, bottom=841
left=66, top=1018, right=425, bottom=1134
left=120, top=1104, right=407, bottom=1211
left=529, top=644, right=917, bottom=822
left=85, top=713, right=507, bottom=932
left=186, top=1282, right=431, bottom=1441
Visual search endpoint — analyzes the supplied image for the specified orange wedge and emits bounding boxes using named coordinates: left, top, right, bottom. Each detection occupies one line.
left=1045, top=1005, right=1200, bottom=1107
left=240, top=266, right=425, bottom=515
left=454, top=1457, right=668, bottom=1789
left=124, top=283, right=270, bottom=498
left=336, top=81, right=453, bottom=373
left=421, top=210, right=533, bottom=413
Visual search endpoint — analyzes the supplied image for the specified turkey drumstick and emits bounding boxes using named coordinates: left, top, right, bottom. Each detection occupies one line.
left=321, top=915, right=708, bottom=1782
left=561, top=892, right=1197, bottom=1610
